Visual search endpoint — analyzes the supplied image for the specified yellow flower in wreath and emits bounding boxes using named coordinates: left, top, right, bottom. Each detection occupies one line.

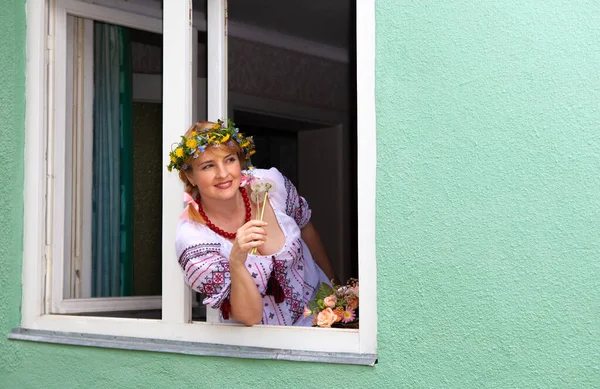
left=221, top=134, right=230, bottom=143
left=186, top=138, right=198, bottom=149
left=175, top=147, right=184, bottom=158
left=212, top=123, right=220, bottom=130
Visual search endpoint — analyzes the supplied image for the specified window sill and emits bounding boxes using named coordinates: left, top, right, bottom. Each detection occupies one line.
left=9, top=328, right=377, bottom=366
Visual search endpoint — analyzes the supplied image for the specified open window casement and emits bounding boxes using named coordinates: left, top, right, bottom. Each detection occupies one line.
left=49, top=0, right=175, bottom=315
left=16, top=0, right=377, bottom=365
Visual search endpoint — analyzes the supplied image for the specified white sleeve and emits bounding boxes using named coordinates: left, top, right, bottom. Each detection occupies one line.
left=175, top=221, right=231, bottom=309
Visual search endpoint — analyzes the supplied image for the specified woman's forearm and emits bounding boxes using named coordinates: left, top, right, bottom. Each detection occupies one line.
left=228, top=262, right=263, bottom=325
left=301, top=221, right=338, bottom=283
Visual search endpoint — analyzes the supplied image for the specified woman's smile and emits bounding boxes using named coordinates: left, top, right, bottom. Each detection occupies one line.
left=215, top=180, right=233, bottom=190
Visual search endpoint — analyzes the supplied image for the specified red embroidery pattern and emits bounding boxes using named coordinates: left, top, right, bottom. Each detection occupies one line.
left=178, top=242, right=231, bottom=309
left=283, top=175, right=311, bottom=228
left=270, top=238, right=315, bottom=324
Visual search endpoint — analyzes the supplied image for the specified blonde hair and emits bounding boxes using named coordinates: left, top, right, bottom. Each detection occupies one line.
left=178, top=121, right=246, bottom=222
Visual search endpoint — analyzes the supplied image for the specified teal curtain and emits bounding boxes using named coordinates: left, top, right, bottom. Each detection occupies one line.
left=92, top=23, right=133, bottom=297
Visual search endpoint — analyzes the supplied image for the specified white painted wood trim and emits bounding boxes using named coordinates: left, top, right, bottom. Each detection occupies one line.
left=22, top=0, right=47, bottom=326
left=64, top=14, right=75, bottom=299
left=64, top=15, right=92, bottom=300
left=77, top=0, right=162, bottom=19
left=58, top=0, right=162, bottom=33
left=356, top=0, right=377, bottom=355
left=25, top=315, right=360, bottom=354
left=51, top=4, right=69, bottom=313
left=161, top=0, right=193, bottom=324
left=54, top=296, right=162, bottom=314
left=44, top=0, right=57, bottom=316
left=207, top=0, right=227, bottom=122
left=205, top=0, right=228, bottom=323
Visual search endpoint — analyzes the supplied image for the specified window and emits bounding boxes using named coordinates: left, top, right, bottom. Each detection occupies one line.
left=16, top=0, right=376, bottom=365
left=53, top=13, right=167, bottom=317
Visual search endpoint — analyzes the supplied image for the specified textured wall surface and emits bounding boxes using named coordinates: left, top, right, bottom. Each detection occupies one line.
left=0, top=0, right=28, bottom=384
left=1, top=0, right=599, bottom=388
left=376, top=0, right=600, bottom=386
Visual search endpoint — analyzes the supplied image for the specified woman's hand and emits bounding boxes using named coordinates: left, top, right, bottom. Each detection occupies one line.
left=229, top=220, right=268, bottom=266
left=228, top=220, right=268, bottom=325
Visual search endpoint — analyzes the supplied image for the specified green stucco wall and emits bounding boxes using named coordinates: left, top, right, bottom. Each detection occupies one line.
left=1, top=0, right=599, bottom=387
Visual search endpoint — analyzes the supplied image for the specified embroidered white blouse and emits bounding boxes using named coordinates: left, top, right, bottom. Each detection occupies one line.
left=175, top=168, right=330, bottom=326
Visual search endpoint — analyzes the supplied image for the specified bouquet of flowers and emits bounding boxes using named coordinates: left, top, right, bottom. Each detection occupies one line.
left=304, top=278, right=359, bottom=328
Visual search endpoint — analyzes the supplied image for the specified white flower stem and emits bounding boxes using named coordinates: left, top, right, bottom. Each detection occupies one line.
left=260, top=192, right=268, bottom=220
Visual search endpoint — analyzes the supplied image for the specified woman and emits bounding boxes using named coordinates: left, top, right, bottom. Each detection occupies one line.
left=170, top=120, right=336, bottom=326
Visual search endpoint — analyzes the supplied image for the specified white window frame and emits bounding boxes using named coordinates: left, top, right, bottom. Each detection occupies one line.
left=18, top=0, right=377, bottom=364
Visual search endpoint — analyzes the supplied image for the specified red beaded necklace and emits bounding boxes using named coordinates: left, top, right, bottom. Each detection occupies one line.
left=196, top=187, right=251, bottom=239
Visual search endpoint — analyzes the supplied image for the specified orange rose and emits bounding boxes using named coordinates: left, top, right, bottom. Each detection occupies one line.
left=333, top=307, right=344, bottom=323
left=316, top=308, right=338, bottom=328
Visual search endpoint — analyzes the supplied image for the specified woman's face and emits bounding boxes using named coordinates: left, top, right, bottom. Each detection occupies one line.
left=185, top=146, right=242, bottom=202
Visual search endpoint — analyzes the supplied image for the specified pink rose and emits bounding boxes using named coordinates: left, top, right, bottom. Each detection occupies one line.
left=317, top=308, right=338, bottom=328
left=303, top=306, right=312, bottom=318
left=323, top=295, right=337, bottom=309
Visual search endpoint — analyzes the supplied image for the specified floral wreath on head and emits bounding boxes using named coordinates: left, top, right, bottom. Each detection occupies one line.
left=167, top=119, right=256, bottom=172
